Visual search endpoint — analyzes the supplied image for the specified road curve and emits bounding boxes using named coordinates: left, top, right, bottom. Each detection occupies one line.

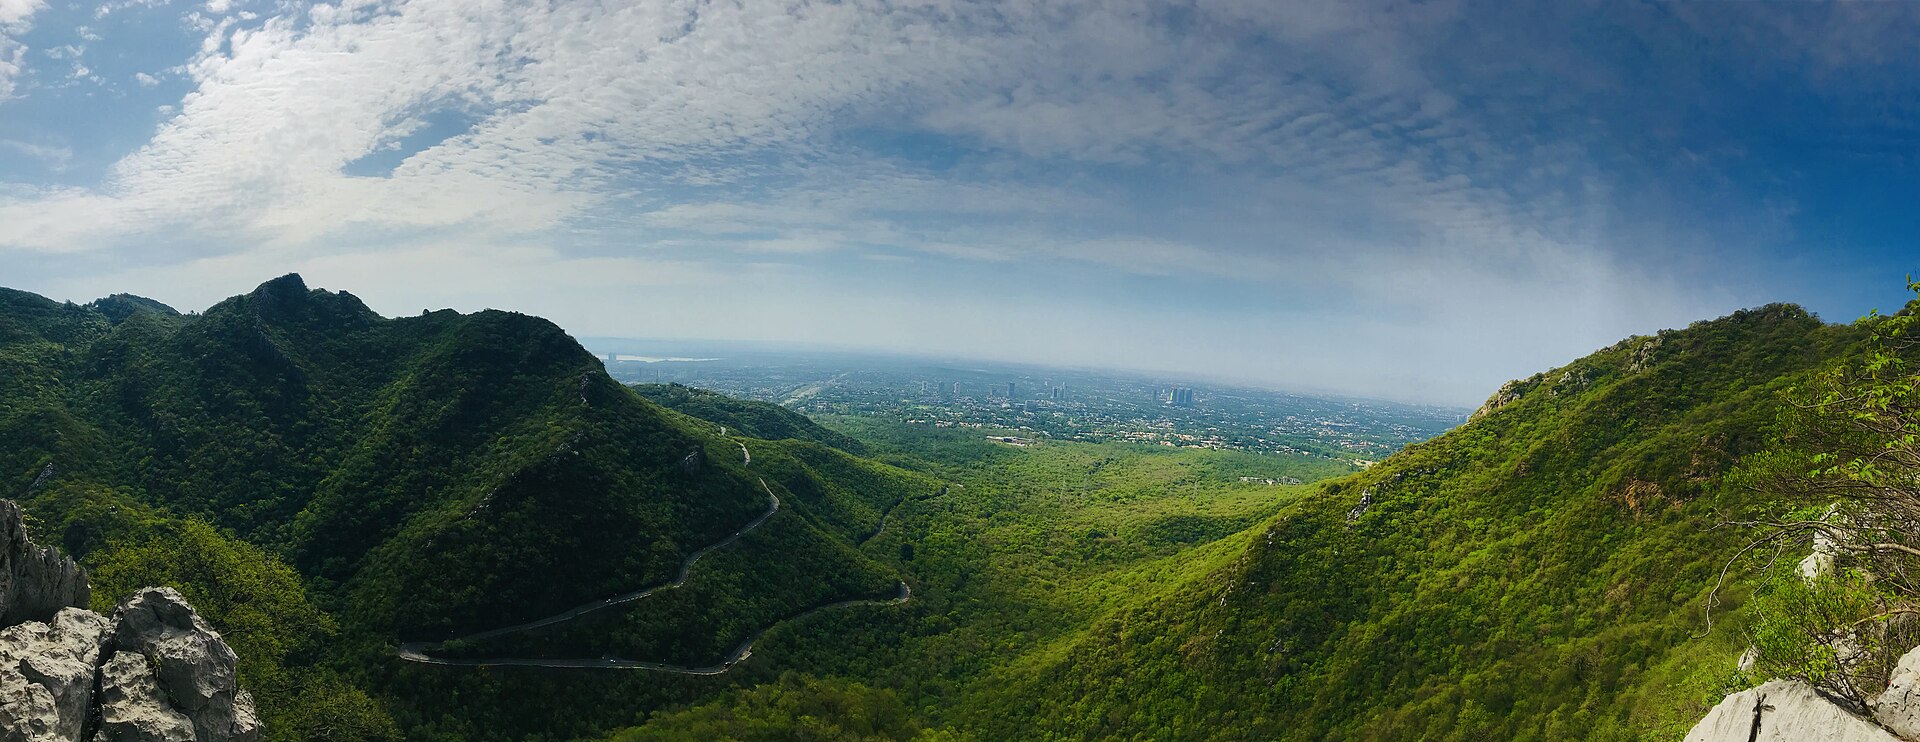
left=397, top=435, right=913, bottom=673
left=394, top=582, right=910, bottom=672
left=860, top=484, right=946, bottom=547
left=398, top=479, right=782, bottom=656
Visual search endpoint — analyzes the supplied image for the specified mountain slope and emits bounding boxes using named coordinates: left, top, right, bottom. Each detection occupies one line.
left=635, top=382, right=867, bottom=454
left=0, top=276, right=920, bottom=740
left=977, top=304, right=1867, bottom=740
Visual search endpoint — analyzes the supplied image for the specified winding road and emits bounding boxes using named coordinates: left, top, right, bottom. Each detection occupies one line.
left=395, top=582, right=909, bottom=672
left=860, top=484, right=946, bottom=547
left=395, top=436, right=911, bottom=673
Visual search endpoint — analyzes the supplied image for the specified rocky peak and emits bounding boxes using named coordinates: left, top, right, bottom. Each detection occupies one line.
left=1469, top=376, right=1532, bottom=421
left=0, top=500, right=90, bottom=627
left=0, top=501, right=260, bottom=742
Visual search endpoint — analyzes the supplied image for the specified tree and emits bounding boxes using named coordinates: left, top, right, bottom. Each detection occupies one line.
left=1729, top=279, right=1920, bottom=705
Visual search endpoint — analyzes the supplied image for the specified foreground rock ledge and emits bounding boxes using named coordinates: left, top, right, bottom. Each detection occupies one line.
left=0, top=498, right=259, bottom=742
left=1686, top=679, right=1902, bottom=742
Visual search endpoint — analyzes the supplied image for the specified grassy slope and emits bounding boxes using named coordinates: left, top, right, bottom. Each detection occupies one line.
left=974, top=304, right=1863, bottom=741
left=596, top=418, right=1355, bottom=739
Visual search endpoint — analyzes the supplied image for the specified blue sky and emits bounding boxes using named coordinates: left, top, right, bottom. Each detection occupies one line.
left=2, top=0, right=1917, bottom=405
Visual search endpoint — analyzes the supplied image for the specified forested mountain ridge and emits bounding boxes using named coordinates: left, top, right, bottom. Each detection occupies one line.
left=10, top=274, right=1901, bottom=741
left=0, top=275, right=928, bottom=739
left=634, top=382, right=867, bottom=454
left=971, top=303, right=1880, bottom=740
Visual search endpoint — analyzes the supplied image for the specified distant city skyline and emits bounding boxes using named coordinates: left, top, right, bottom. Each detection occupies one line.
left=5, top=2, right=1919, bottom=405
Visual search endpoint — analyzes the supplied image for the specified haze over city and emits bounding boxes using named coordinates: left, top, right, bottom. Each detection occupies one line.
left=5, top=0, right=1919, bottom=404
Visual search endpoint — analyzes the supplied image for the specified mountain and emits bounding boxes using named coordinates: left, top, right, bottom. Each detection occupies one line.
left=0, top=275, right=933, bottom=740
left=633, top=382, right=867, bottom=454
left=12, top=273, right=1908, bottom=741
left=954, top=303, right=1877, bottom=740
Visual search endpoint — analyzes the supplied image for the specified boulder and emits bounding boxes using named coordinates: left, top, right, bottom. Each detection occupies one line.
left=1874, top=644, right=1920, bottom=738
left=108, top=588, right=260, bottom=742
left=0, top=500, right=91, bottom=626
left=1800, top=526, right=1841, bottom=583
left=0, top=608, right=111, bottom=741
left=93, top=652, right=196, bottom=742
left=1684, top=679, right=1900, bottom=742
left=0, top=501, right=261, bottom=742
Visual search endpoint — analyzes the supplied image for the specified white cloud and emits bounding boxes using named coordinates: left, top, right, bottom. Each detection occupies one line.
left=0, top=139, right=71, bottom=169
left=0, top=0, right=40, bottom=26
left=3, top=0, right=1883, bottom=403
left=0, top=0, right=41, bottom=100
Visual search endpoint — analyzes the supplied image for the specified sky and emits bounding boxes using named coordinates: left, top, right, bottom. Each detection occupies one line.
left=2, top=0, right=1918, bottom=406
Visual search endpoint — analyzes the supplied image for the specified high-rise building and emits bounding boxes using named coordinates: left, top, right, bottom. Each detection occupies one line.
left=1007, top=382, right=1017, bottom=399
left=953, top=381, right=962, bottom=396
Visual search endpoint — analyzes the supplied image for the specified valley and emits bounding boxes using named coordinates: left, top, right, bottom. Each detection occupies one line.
left=4, top=276, right=1917, bottom=741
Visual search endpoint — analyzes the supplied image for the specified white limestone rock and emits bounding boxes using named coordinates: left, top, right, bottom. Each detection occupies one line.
left=0, top=500, right=262, bottom=742
left=1873, top=644, right=1920, bottom=739
left=0, top=608, right=111, bottom=742
left=1684, top=679, right=1900, bottom=742
left=92, top=652, right=196, bottom=742
left=108, top=588, right=261, bottom=742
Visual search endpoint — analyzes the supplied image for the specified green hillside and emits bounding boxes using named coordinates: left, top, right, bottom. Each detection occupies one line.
left=586, top=300, right=1911, bottom=741
left=967, top=304, right=1873, bottom=740
left=635, top=382, right=867, bottom=454
left=0, top=276, right=918, bottom=740
left=14, top=273, right=1894, bottom=742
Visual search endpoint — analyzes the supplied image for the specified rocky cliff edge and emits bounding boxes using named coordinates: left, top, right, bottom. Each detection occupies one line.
left=0, top=500, right=259, bottom=742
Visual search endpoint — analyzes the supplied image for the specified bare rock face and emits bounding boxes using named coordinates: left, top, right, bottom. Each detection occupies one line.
left=1873, top=645, right=1920, bottom=739
left=1684, top=679, right=1901, bottom=742
left=93, top=653, right=196, bottom=742
left=104, top=589, right=260, bottom=742
left=0, top=500, right=260, bottom=742
left=0, top=500, right=91, bottom=626
left=0, top=609, right=111, bottom=741
left=1469, top=378, right=1527, bottom=421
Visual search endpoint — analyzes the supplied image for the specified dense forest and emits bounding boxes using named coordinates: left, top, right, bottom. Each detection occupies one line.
left=6, top=274, right=1915, bottom=740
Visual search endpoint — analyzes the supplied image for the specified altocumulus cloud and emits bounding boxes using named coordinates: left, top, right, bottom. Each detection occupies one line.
left=1, top=0, right=1918, bottom=405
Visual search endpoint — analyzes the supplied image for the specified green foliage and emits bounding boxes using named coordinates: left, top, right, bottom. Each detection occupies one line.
left=962, top=302, right=1865, bottom=740
left=604, top=673, right=961, bottom=741
left=87, top=519, right=332, bottom=684
left=1727, top=280, right=1920, bottom=706
left=0, top=276, right=922, bottom=741
left=636, top=383, right=866, bottom=454
left=83, top=518, right=401, bottom=740
left=15, top=274, right=1890, bottom=742
left=1747, top=563, right=1894, bottom=703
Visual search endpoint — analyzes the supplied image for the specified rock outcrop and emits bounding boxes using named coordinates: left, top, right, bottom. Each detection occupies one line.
left=0, top=500, right=90, bottom=626
left=1875, top=646, right=1920, bottom=739
left=0, top=500, right=260, bottom=742
left=0, top=609, right=110, bottom=741
left=1469, top=378, right=1528, bottom=421
left=1685, top=679, right=1901, bottom=742
left=101, top=588, right=259, bottom=742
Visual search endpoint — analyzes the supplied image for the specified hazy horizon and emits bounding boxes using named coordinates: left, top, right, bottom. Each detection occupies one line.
left=6, top=1, right=1919, bottom=406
